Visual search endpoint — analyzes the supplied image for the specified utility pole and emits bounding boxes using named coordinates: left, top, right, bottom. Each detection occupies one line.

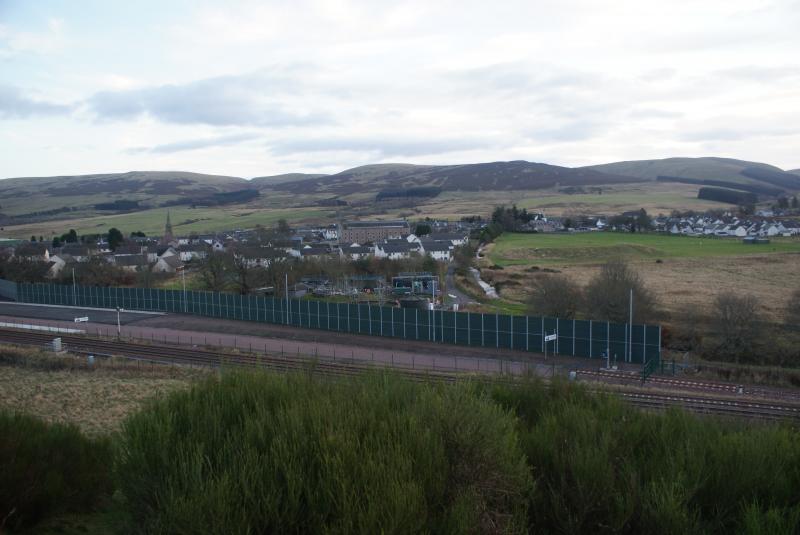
left=181, top=267, right=187, bottom=313
left=72, top=268, right=77, bottom=306
left=285, top=272, right=289, bottom=325
left=629, top=288, right=634, bottom=363
left=431, top=278, right=436, bottom=342
left=116, top=307, right=122, bottom=338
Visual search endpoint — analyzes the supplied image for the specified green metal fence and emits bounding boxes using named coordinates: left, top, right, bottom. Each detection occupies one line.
left=13, top=281, right=661, bottom=364
left=0, top=278, right=17, bottom=301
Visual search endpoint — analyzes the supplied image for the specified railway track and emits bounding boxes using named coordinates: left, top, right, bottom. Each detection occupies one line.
left=580, top=369, right=800, bottom=403
left=1, top=328, right=798, bottom=422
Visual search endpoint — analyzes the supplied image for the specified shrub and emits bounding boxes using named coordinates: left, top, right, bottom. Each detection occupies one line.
left=585, top=260, right=659, bottom=323
left=528, top=274, right=583, bottom=319
left=710, top=292, right=761, bottom=362
left=117, top=372, right=532, bottom=534
left=0, top=412, right=113, bottom=532
left=486, top=379, right=800, bottom=533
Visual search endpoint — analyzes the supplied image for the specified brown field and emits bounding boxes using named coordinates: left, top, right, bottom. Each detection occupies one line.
left=480, top=253, right=800, bottom=322
left=0, top=346, right=205, bottom=435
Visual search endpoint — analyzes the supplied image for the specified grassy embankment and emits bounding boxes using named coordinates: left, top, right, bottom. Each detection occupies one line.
left=2, top=345, right=800, bottom=533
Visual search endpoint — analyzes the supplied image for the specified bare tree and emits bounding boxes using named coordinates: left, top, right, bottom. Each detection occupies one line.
left=584, top=260, right=659, bottom=323
left=711, top=291, right=760, bottom=361
left=199, top=252, right=231, bottom=292
left=528, top=275, right=583, bottom=319
left=231, top=251, right=253, bottom=295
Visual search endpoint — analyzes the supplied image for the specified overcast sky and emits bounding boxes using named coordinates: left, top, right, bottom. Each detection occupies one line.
left=1, top=0, right=799, bottom=178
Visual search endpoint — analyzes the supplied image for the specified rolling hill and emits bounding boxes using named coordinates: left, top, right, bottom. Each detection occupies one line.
left=267, top=161, right=640, bottom=196
left=2, top=157, right=797, bottom=235
left=584, top=157, right=800, bottom=191
left=249, top=173, right=329, bottom=187
left=0, top=171, right=249, bottom=219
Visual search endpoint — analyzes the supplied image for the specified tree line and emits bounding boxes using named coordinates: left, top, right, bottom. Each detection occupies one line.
left=529, top=261, right=800, bottom=365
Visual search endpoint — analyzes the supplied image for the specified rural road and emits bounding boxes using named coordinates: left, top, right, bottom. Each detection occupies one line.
left=444, top=265, right=474, bottom=308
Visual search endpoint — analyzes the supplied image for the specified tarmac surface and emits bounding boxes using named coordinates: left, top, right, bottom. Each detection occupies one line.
left=0, top=303, right=163, bottom=325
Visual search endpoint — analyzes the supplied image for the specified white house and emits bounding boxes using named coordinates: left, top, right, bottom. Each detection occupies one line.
left=374, top=242, right=414, bottom=260
left=153, top=255, right=184, bottom=273
left=420, top=241, right=453, bottom=262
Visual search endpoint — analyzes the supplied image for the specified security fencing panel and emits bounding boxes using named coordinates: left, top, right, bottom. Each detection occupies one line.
left=0, top=278, right=18, bottom=301
left=11, top=280, right=661, bottom=364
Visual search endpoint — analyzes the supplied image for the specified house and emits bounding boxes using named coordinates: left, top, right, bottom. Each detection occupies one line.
left=177, top=244, right=209, bottom=262
left=340, top=244, right=373, bottom=261
left=47, top=254, right=75, bottom=278
left=340, top=220, right=411, bottom=243
left=153, top=255, right=184, bottom=273
left=156, top=246, right=179, bottom=259
left=419, top=240, right=453, bottom=262
left=300, top=245, right=336, bottom=261
left=14, top=242, right=50, bottom=262
left=112, top=253, right=148, bottom=272
left=322, top=225, right=338, bottom=241
left=374, top=241, right=416, bottom=260
left=59, top=244, right=92, bottom=261
left=234, top=247, right=286, bottom=268
left=429, top=232, right=469, bottom=247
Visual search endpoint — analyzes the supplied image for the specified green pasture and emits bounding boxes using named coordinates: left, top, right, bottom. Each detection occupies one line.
left=489, top=232, right=800, bottom=267
left=1, top=206, right=331, bottom=239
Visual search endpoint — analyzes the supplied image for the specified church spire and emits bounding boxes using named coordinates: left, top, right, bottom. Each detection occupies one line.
left=162, top=211, right=174, bottom=244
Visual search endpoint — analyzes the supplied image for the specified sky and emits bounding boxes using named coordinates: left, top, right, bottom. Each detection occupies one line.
left=1, top=0, right=799, bottom=178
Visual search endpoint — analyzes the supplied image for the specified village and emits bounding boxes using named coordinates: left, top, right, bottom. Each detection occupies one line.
left=5, top=208, right=800, bottom=284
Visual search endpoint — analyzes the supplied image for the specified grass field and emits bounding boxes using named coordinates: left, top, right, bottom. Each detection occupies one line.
left=0, top=346, right=203, bottom=435
left=386, top=182, right=735, bottom=221
left=1, top=205, right=332, bottom=239
left=479, top=232, right=800, bottom=322
left=488, top=232, right=800, bottom=267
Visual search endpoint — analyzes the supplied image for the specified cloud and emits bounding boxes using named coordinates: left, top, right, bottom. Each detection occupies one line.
left=87, top=69, right=334, bottom=127
left=127, top=132, right=261, bottom=154
left=714, top=65, right=800, bottom=82
left=268, top=136, right=489, bottom=158
left=0, top=85, right=73, bottom=119
left=526, top=121, right=607, bottom=143
left=0, top=18, right=66, bottom=58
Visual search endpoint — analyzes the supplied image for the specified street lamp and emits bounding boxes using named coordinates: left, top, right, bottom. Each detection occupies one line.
left=116, top=307, right=123, bottom=338
left=181, top=267, right=187, bottom=313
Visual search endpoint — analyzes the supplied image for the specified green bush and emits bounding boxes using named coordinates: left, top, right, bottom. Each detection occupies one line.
left=0, top=412, right=113, bottom=532
left=486, top=379, right=800, bottom=534
left=117, top=372, right=532, bottom=534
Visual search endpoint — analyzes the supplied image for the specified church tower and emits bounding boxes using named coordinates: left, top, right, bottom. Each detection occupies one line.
left=162, top=211, right=174, bottom=244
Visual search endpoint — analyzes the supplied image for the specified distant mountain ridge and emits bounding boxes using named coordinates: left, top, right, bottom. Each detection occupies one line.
left=249, top=173, right=329, bottom=187
left=267, top=161, right=640, bottom=195
left=584, top=157, right=799, bottom=190
left=2, top=157, right=798, bottom=220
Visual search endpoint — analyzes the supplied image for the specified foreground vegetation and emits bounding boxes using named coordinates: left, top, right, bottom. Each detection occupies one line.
left=2, top=365, right=800, bottom=533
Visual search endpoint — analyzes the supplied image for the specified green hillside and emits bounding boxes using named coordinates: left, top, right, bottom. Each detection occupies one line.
left=268, top=161, right=639, bottom=197
left=249, top=173, right=329, bottom=187
left=0, top=171, right=248, bottom=218
left=584, top=157, right=791, bottom=187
